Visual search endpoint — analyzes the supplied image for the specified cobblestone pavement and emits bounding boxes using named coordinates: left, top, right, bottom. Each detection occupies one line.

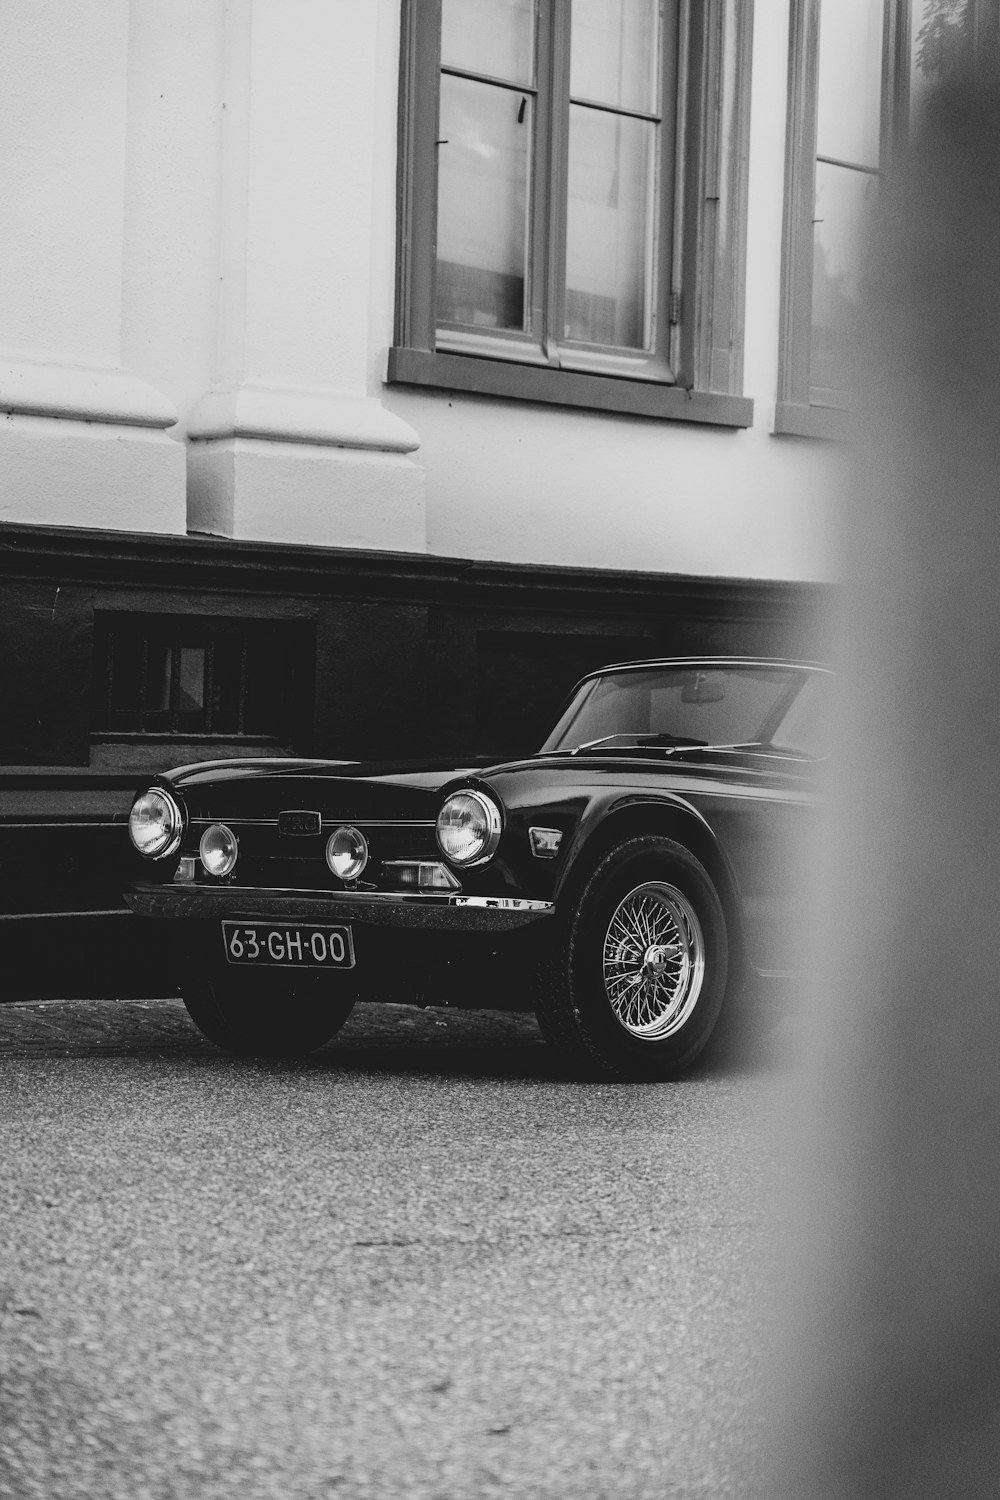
left=0, top=994, right=545, bottom=1059
left=1, top=996, right=793, bottom=1499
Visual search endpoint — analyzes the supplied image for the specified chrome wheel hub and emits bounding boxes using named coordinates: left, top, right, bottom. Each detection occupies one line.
left=602, top=881, right=706, bottom=1040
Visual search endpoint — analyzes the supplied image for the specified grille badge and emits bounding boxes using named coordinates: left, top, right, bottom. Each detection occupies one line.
left=278, top=809, right=321, bottom=836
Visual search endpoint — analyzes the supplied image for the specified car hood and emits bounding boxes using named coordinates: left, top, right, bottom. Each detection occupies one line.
left=158, top=755, right=505, bottom=822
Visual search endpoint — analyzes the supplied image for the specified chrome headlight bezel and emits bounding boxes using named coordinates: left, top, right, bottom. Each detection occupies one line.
left=435, top=789, right=503, bottom=868
left=128, top=788, right=184, bottom=860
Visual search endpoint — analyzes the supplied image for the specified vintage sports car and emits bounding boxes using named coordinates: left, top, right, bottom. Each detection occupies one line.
left=125, top=657, right=827, bottom=1079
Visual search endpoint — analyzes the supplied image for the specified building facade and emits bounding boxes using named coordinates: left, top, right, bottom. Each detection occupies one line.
left=1, top=0, right=973, bottom=969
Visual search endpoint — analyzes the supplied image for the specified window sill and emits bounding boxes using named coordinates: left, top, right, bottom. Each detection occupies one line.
left=773, top=401, right=851, bottom=441
left=387, top=348, right=753, bottom=429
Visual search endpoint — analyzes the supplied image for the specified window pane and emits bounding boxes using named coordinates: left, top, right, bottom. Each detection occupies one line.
left=811, top=161, right=878, bottom=392
left=816, top=0, right=884, bottom=168
left=541, top=668, right=807, bottom=754
left=92, top=615, right=299, bottom=742
left=910, top=0, right=971, bottom=125
left=210, top=636, right=242, bottom=735
left=441, top=0, right=534, bottom=84
left=108, top=631, right=143, bottom=715
left=436, top=75, right=530, bottom=332
left=178, top=648, right=205, bottom=715
left=570, top=0, right=660, bottom=113
left=565, top=106, right=655, bottom=349
left=151, top=644, right=173, bottom=713
left=244, top=637, right=286, bottom=737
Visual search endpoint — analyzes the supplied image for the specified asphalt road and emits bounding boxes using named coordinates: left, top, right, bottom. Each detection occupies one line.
left=0, top=999, right=797, bottom=1500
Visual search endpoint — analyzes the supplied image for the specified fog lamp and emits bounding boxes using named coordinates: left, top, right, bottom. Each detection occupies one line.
left=199, top=823, right=238, bottom=877
left=128, top=788, right=183, bottom=859
left=326, top=825, right=369, bottom=880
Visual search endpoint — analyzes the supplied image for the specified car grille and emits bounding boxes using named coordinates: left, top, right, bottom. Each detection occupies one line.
left=186, top=821, right=440, bottom=891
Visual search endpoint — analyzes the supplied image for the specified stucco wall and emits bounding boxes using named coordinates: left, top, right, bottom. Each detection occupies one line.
left=0, top=0, right=839, bottom=582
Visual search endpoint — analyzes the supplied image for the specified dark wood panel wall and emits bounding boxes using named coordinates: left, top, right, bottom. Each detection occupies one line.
left=1, top=523, right=832, bottom=775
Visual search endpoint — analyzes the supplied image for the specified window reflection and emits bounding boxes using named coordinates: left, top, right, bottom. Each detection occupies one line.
left=808, top=0, right=973, bottom=399
left=811, top=162, right=878, bottom=393
left=910, top=0, right=971, bottom=123
left=570, top=0, right=660, bottom=113
left=441, top=0, right=535, bottom=84
left=809, top=0, right=884, bottom=398
left=153, top=647, right=205, bottom=716
left=565, top=108, right=655, bottom=348
left=816, top=0, right=884, bottom=168
left=436, top=75, right=531, bottom=331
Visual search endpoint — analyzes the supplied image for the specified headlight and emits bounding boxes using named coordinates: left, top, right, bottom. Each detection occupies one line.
left=436, top=789, right=502, bottom=866
left=199, top=823, right=238, bottom=877
left=326, top=825, right=369, bottom=880
left=128, top=788, right=183, bottom=859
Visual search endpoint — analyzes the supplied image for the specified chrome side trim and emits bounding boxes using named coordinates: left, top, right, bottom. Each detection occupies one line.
left=0, top=821, right=125, bottom=830
left=0, top=908, right=132, bottom=920
left=187, top=818, right=437, bottom=829
left=453, top=896, right=551, bottom=911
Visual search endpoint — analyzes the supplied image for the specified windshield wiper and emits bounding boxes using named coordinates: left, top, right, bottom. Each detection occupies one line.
left=568, top=732, right=709, bottom=755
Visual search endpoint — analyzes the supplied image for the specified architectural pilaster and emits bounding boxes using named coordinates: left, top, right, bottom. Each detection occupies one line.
left=187, top=0, right=425, bottom=550
left=0, top=1, right=184, bottom=532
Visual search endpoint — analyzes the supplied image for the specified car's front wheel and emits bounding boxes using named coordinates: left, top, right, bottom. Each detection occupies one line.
left=181, top=966, right=357, bottom=1057
left=535, top=836, right=729, bottom=1079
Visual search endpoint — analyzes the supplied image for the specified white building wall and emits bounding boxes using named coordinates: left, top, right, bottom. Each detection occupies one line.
left=0, top=0, right=838, bottom=582
left=377, top=0, right=840, bottom=583
left=0, top=0, right=184, bottom=532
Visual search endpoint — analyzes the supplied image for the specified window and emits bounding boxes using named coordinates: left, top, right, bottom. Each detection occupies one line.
left=389, top=0, right=754, bottom=427
left=540, top=664, right=827, bottom=753
left=776, top=0, right=989, bottom=439
left=91, top=615, right=311, bottom=746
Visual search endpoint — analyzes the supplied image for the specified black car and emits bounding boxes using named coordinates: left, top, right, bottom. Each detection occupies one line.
left=125, top=657, right=828, bottom=1078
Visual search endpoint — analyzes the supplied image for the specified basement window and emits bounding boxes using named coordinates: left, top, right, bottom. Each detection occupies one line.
left=90, top=614, right=311, bottom=746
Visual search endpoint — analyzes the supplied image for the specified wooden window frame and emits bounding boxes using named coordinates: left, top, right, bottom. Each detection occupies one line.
left=389, top=0, right=755, bottom=429
left=775, top=0, right=911, bottom=441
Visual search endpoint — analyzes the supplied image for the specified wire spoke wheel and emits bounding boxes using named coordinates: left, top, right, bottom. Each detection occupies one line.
left=602, top=880, right=705, bottom=1041
left=534, top=836, right=727, bottom=1078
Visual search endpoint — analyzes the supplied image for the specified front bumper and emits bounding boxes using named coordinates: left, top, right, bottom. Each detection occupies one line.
left=125, top=881, right=555, bottom=932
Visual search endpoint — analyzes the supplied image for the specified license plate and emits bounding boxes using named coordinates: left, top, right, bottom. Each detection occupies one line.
left=222, top=922, right=355, bottom=969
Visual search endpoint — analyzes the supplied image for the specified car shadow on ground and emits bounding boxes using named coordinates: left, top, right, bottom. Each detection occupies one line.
left=0, top=995, right=801, bottom=1081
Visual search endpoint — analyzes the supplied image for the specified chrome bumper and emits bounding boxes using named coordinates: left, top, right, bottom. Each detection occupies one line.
left=125, top=882, right=555, bottom=932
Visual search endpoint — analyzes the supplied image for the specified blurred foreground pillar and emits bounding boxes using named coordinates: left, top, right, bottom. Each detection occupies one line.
left=775, top=64, right=1000, bottom=1500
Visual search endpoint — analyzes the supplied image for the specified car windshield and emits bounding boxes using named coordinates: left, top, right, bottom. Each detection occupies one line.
left=539, top=665, right=830, bottom=758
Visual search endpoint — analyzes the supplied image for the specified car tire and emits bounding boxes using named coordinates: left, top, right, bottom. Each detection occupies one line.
left=181, top=967, right=358, bottom=1057
left=534, top=836, right=729, bottom=1080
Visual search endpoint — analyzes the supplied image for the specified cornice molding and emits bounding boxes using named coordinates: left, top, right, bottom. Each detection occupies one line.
left=0, top=522, right=832, bottom=617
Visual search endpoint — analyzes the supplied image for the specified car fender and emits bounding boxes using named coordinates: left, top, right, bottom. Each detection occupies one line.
left=551, top=790, right=750, bottom=972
